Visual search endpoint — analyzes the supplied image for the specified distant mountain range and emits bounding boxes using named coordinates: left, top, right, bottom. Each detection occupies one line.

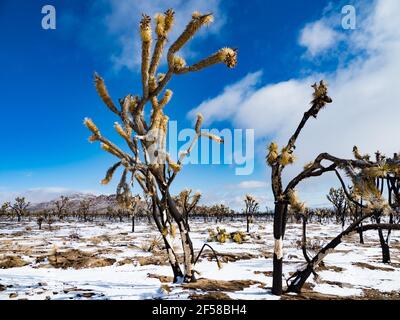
left=28, top=193, right=146, bottom=213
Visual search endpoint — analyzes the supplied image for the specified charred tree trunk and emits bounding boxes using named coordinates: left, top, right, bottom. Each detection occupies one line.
left=166, top=191, right=196, bottom=283
left=184, top=210, right=191, bottom=232
left=359, top=223, right=364, bottom=244
left=272, top=201, right=286, bottom=295
left=131, top=215, right=135, bottom=233
left=151, top=197, right=183, bottom=282
left=376, top=216, right=391, bottom=263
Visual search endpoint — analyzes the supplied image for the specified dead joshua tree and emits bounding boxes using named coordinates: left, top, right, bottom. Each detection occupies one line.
left=174, top=189, right=201, bottom=231
left=326, top=187, right=347, bottom=229
left=130, top=194, right=141, bottom=232
left=37, top=215, right=44, bottom=230
left=11, top=197, right=30, bottom=222
left=53, top=196, right=70, bottom=220
left=267, top=81, right=400, bottom=295
left=366, top=150, right=400, bottom=263
left=266, top=81, right=400, bottom=295
left=143, top=193, right=153, bottom=223
left=106, top=205, right=115, bottom=221
left=244, top=194, right=259, bottom=233
left=0, top=202, right=10, bottom=220
left=78, top=199, right=93, bottom=222
left=83, top=9, right=237, bottom=283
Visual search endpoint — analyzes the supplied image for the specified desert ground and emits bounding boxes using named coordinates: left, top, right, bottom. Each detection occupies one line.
left=1, top=218, right=399, bottom=300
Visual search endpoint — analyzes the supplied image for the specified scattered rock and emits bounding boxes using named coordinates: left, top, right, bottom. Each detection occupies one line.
left=9, top=292, right=18, bottom=298
left=0, top=284, right=6, bottom=291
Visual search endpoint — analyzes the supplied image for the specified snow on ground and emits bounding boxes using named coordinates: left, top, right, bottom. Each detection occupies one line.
left=0, top=218, right=399, bottom=300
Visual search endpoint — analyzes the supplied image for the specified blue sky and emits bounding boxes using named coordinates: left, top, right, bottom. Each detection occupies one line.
left=1, top=0, right=399, bottom=209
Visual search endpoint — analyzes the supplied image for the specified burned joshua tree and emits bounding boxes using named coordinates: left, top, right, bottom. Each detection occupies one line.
left=11, top=197, right=30, bottom=222
left=0, top=202, right=11, bottom=220
left=83, top=9, right=237, bottom=282
left=326, top=187, right=347, bottom=229
left=53, top=196, right=70, bottom=221
left=78, top=199, right=93, bottom=222
left=244, top=194, right=259, bottom=233
left=174, top=189, right=201, bottom=231
left=266, top=81, right=400, bottom=295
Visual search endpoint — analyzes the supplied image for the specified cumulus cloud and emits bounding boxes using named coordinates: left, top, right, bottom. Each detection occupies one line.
left=188, top=71, right=262, bottom=125
left=102, top=0, right=225, bottom=70
left=299, top=20, right=343, bottom=56
left=188, top=0, right=400, bottom=206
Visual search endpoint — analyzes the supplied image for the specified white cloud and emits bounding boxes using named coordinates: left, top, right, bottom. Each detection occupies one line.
left=237, top=180, right=267, bottom=189
left=299, top=20, right=343, bottom=56
left=188, top=71, right=262, bottom=124
left=102, top=0, right=225, bottom=70
left=188, top=0, right=400, bottom=206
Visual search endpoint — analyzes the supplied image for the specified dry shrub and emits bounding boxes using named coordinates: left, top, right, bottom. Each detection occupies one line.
left=208, top=227, right=248, bottom=244
left=140, top=236, right=163, bottom=252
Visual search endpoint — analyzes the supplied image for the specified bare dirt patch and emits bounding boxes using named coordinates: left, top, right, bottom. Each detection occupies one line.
left=45, top=249, right=116, bottom=269
left=320, top=280, right=353, bottom=288
left=203, top=251, right=259, bottom=263
left=182, top=278, right=265, bottom=292
left=317, top=262, right=344, bottom=272
left=353, top=262, right=395, bottom=271
left=254, top=270, right=273, bottom=277
left=136, top=255, right=170, bottom=266
left=0, top=255, right=29, bottom=268
left=189, top=292, right=232, bottom=300
left=147, top=273, right=174, bottom=283
left=361, top=288, right=400, bottom=300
